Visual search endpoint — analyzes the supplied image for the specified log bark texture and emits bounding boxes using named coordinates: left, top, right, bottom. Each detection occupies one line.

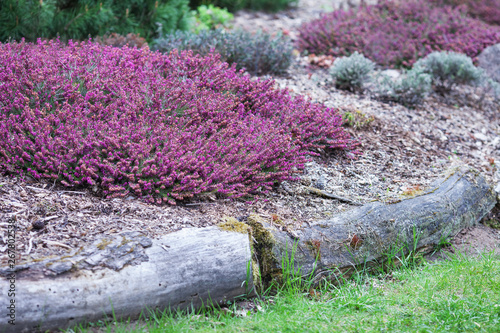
left=0, top=227, right=255, bottom=332
left=250, top=167, right=497, bottom=283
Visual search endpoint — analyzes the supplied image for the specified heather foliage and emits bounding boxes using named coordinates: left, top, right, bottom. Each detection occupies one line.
left=375, top=68, right=432, bottom=107
left=414, top=51, right=484, bottom=93
left=430, top=0, right=500, bottom=26
left=0, top=0, right=191, bottom=42
left=153, top=29, right=293, bottom=75
left=329, top=52, right=375, bottom=92
left=0, top=40, right=355, bottom=204
left=297, top=0, right=500, bottom=68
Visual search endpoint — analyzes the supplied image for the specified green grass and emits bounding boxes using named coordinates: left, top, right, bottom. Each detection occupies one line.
left=69, top=251, right=500, bottom=333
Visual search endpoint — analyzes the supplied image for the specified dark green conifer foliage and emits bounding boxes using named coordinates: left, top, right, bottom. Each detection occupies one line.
left=0, top=0, right=56, bottom=41
left=0, top=0, right=191, bottom=42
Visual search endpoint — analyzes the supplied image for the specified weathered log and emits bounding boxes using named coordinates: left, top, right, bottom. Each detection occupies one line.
left=248, top=167, right=497, bottom=284
left=0, top=167, right=496, bottom=332
left=0, top=227, right=255, bottom=332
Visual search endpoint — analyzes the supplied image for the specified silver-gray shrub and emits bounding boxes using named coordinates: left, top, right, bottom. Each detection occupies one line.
left=152, top=28, right=293, bottom=75
left=480, top=78, right=500, bottom=102
left=414, top=51, right=484, bottom=93
left=375, top=67, right=432, bottom=107
left=329, top=51, right=375, bottom=92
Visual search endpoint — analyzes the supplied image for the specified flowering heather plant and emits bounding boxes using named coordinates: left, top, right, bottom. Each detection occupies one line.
left=297, top=0, right=500, bottom=68
left=430, top=0, right=500, bottom=26
left=0, top=40, right=356, bottom=204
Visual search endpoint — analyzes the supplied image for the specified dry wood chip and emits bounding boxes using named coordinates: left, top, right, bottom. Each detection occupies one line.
left=43, top=240, right=73, bottom=250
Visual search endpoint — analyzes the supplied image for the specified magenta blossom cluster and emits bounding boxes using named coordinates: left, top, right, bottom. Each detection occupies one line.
left=0, top=40, right=356, bottom=204
left=297, top=0, right=500, bottom=68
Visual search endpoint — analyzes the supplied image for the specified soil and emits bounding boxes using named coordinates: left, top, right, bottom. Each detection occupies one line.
left=1, top=0, right=499, bottom=267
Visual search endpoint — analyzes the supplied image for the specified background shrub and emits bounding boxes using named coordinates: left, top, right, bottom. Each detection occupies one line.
left=342, top=110, right=374, bottom=129
left=375, top=67, right=432, bottom=107
left=0, top=0, right=192, bottom=42
left=477, top=44, right=500, bottom=83
left=329, top=51, right=374, bottom=92
left=297, top=0, right=500, bottom=68
left=430, top=0, right=500, bottom=26
left=153, top=29, right=293, bottom=75
left=483, top=79, right=500, bottom=102
left=414, top=51, right=484, bottom=93
left=95, top=33, right=148, bottom=49
left=0, top=40, right=356, bottom=204
left=192, top=4, right=233, bottom=32
left=188, top=0, right=297, bottom=12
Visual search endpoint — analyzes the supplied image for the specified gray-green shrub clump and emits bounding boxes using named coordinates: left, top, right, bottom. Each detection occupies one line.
left=375, top=67, right=432, bottom=107
left=152, top=28, right=293, bottom=75
left=481, top=78, right=500, bottom=102
left=329, top=52, right=375, bottom=92
left=414, top=51, right=484, bottom=93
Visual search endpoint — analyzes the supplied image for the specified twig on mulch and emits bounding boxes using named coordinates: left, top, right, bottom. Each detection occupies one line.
left=305, top=186, right=363, bottom=205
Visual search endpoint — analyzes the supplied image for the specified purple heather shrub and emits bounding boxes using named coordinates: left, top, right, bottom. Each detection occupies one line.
left=297, top=0, right=500, bottom=68
left=0, top=39, right=356, bottom=204
left=430, top=0, right=500, bottom=26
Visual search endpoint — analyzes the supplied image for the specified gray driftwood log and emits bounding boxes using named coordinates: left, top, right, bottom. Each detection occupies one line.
left=0, top=166, right=496, bottom=332
left=247, top=167, right=497, bottom=283
left=0, top=227, right=255, bottom=332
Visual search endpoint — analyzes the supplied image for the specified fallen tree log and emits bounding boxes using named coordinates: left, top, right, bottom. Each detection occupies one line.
left=247, top=167, right=497, bottom=284
left=0, top=227, right=255, bottom=332
left=0, top=167, right=496, bottom=332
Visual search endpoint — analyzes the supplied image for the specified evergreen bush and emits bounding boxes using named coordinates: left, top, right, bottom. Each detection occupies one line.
left=329, top=52, right=375, bottom=92
left=0, top=0, right=192, bottom=42
left=153, top=28, right=293, bottom=75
